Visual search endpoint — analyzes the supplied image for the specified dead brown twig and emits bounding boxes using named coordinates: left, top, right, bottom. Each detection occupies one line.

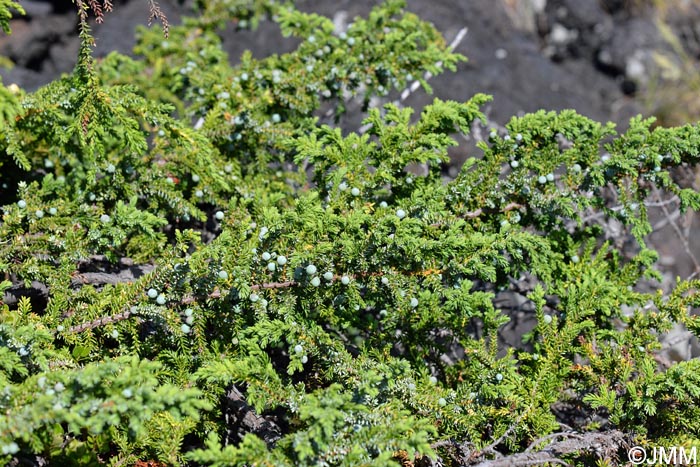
left=469, top=430, right=629, bottom=467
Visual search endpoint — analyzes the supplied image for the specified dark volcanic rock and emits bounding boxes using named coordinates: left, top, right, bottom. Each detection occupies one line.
left=1, top=0, right=637, bottom=130
left=91, top=0, right=186, bottom=58
left=0, top=15, right=77, bottom=71
left=542, top=0, right=613, bottom=61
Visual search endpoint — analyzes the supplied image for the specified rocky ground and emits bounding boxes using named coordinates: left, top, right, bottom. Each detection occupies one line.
left=5, top=1, right=700, bottom=163
left=5, top=0, right=700, bottom=127
left=2, top=0, right=700, bottom=358
left=5, top=1, right=699, bottom=118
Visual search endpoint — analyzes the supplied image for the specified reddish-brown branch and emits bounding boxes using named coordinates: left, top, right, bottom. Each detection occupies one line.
left=252, top=280, right=298, bottom=290
left=431, top=202, right=524, bottom=227
left=68, top=309, right=135, bottom=333
left=147, top=0, right=169, bottom=38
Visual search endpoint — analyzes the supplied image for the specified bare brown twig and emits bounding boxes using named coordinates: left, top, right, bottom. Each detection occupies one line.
left=469, top=430, right=629, bottom=467
left=651, top=185, right=700, bottom=276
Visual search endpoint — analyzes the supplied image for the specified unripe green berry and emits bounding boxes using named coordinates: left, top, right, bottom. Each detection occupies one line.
left=438, top=397, right=447, bottom=407
left=306, top=264, right=317, bottom=275
left=268, top=262, right=276, bottom=271
left=147, top=288, right=158, bottom=298
left=215, top=211, right=224, bottom=220
left=310, top=276, right=320, bottom=287
left=351, top=187, right=360, bottom=196
left=341, top=276, right=350, bottom=285
left=17, top=200, right=26, bottom=209
left=294, top=344, right=303, bottom=354
left=323, top=271, right=334, bottom=281
left=543, top=314, right=552, bottom=324
left=218, top=270, right=229, bottom=280
left=277, top=255, right=287, bottom=265
left=156, top=294, right=166, bottom=305
left=396, top=209, right=406, bottom=219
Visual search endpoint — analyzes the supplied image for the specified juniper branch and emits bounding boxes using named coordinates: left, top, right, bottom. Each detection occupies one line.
left=68, top=309, right=135, bottom=333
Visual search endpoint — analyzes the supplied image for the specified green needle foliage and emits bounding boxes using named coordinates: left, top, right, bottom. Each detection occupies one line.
left=0, top=0, right=22, bottom=34
left=1, top=0, right=700, bottom=465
